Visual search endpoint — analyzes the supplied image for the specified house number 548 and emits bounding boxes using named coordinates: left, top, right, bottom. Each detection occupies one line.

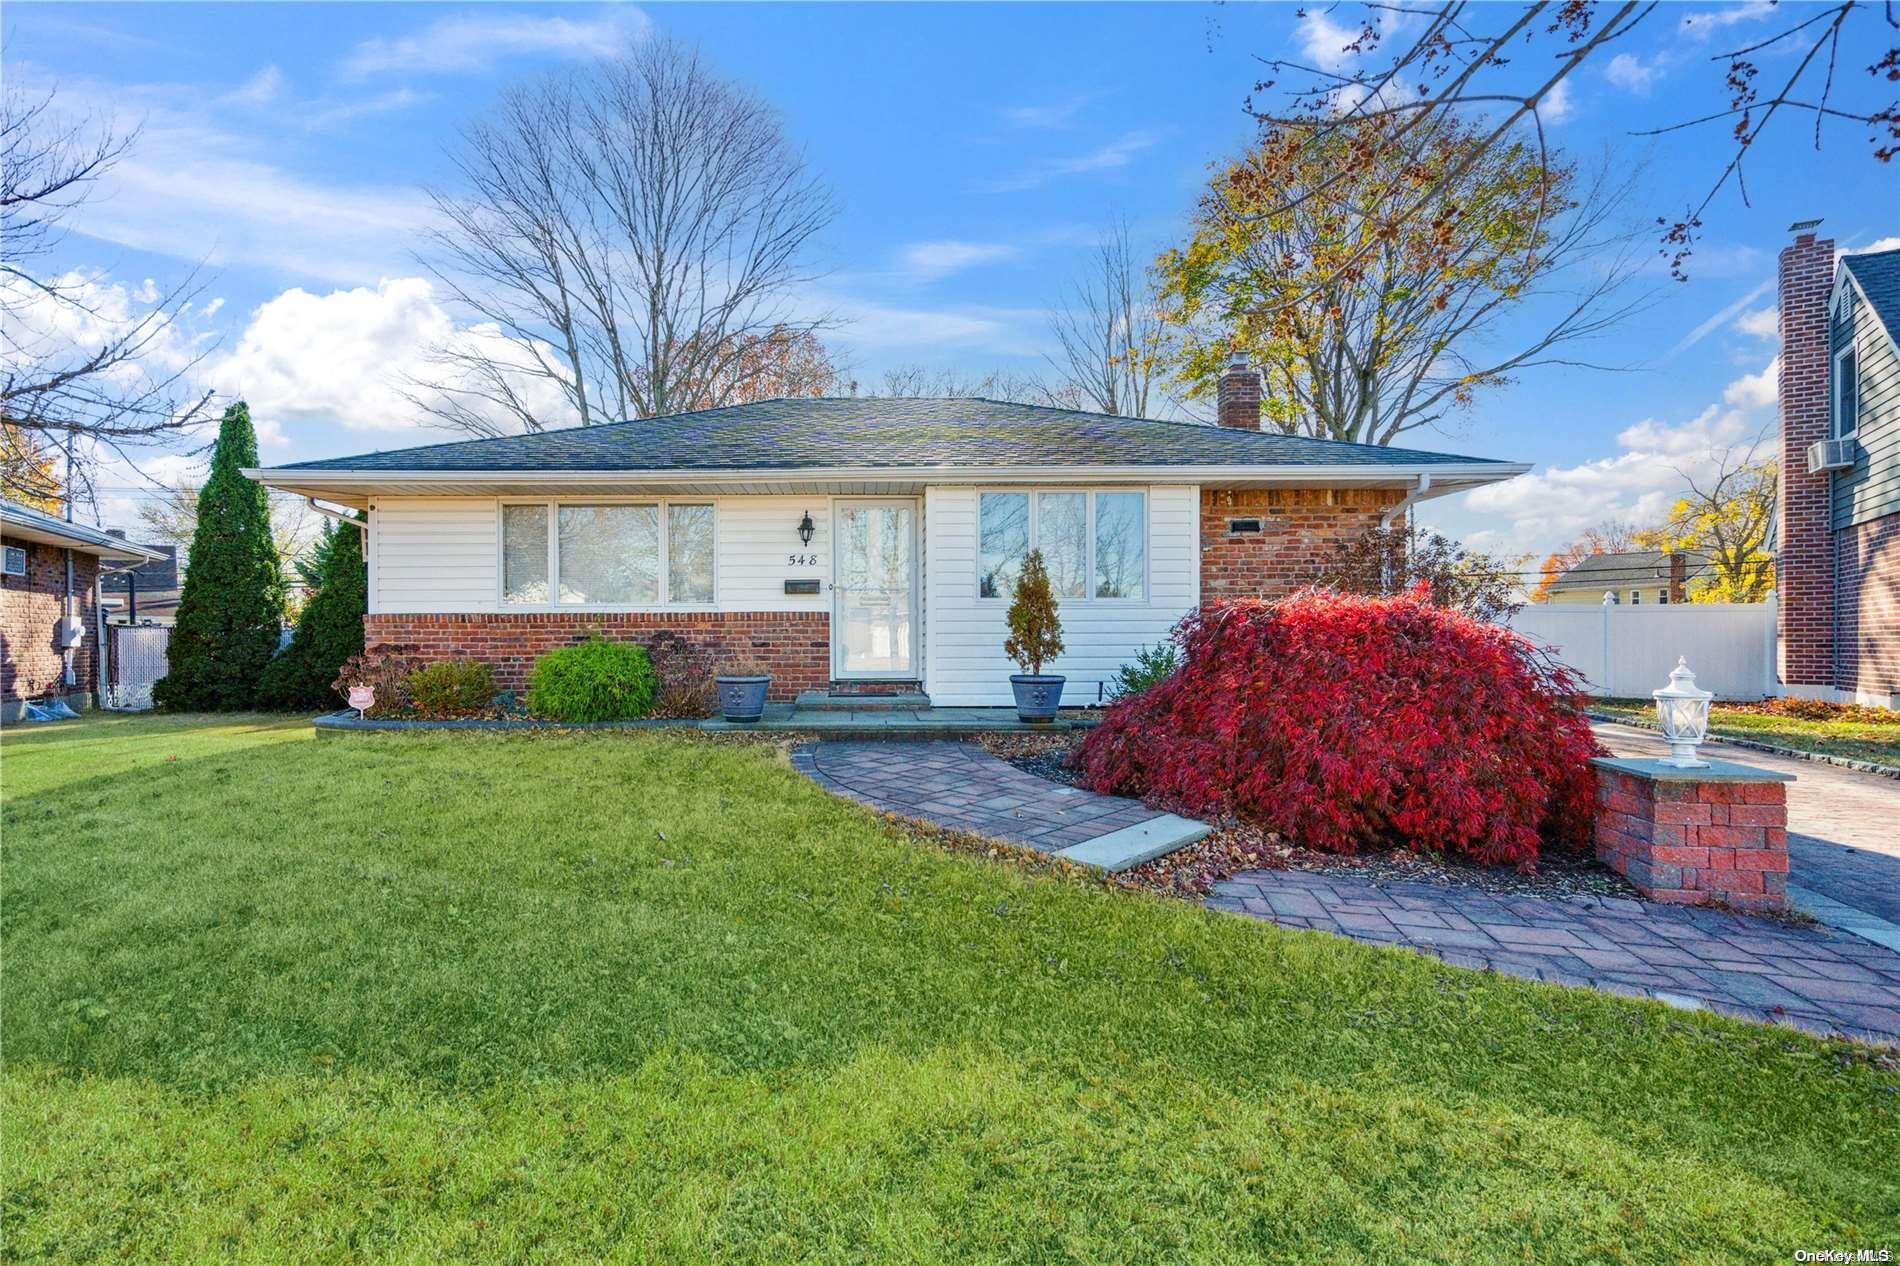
left=787, top=553, right=820, bottom=567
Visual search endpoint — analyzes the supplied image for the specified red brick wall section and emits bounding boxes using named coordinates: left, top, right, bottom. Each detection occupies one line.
left=1836, top=510, right=1900, bottom=698
left=1199, top=488, right=1404, bottom=603
left=362, top=611, right=830, bottom=701
left=1, top=536, right=100, bottom=706
left=1777, top=229, right=1837, bottom=686
left=1593, top=765, right=1788, bottom=911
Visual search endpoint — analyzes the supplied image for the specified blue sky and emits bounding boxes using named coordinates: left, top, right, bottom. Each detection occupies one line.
left=5, top=1, right=1894, bottom=557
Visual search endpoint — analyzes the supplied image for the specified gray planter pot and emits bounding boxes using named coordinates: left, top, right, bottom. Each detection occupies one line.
left=1009, top=674, right=1065, bottom=723
left=716, top=675, right=770, bottom=723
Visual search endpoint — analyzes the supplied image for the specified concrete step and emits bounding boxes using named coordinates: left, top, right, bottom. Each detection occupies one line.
left=793, top=690, right=932, bottom=711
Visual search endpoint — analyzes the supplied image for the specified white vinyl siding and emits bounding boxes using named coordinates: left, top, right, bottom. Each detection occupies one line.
left=923, top=484, right=1198, bottom=706
left=370, top=495, right=829, bottom=615
left=370, top=498, right=499, bottom=613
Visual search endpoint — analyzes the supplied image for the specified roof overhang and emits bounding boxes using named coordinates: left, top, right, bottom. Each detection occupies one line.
left=0, top=515, right=165, bottom=562
left=246, top=462, right=1530, bottom=507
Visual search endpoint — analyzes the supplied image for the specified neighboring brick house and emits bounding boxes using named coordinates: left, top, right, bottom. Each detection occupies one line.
left=1, top=499, right=165, bottom=721
left=1778, top=227, right=1900, bottom=707
left=248, top=373, right=1525, bottom=706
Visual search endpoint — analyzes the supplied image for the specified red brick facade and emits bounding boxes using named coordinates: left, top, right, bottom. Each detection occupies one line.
left=1199, top=487, right=1404, bottom=604
left=363, top=611, right=830, bottom=701
left=1, top=536, right=100, bottom=713
left=1777, top=229, right=1838, bottom=687
left=1837, top=511, right=1900, bottom=698
left=1592, top=761, right=1789, bottom=911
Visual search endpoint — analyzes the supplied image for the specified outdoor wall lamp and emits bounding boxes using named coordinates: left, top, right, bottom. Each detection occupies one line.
left=797, top=510, right=815, bottom=546
left=1653, top=657, right=1713, bottom=768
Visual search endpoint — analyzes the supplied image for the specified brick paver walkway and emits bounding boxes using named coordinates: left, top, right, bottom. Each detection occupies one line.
left=1208, top=870, right=1900, bottom=1044
left=793, top=739, right=1171, bottom=852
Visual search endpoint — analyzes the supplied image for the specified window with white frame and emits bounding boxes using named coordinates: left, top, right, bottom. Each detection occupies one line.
left=501, top=501, right=715, bottom=607
left=1834, top=346, right=1858, bottom=438
left=977, top=490, right=1145, bottom=601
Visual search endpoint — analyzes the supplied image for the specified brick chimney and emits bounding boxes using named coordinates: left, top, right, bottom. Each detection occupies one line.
left=1667, top=551, right=1686, bottom=604
left=1217, top=352, right=1262, bottom=430
left=1777, top=220, right=1837, bottom=689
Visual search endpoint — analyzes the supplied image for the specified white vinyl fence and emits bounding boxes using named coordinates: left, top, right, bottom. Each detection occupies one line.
left=1504, top=596, right=1778, bottom=700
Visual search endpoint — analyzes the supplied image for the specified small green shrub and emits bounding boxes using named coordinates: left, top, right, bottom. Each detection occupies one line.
left=407, top=659, right=496, bottom=719
left=1003, top=549, right=1064, bottom=676
left=1109, top=642, right=1181, bottom=700
left=527, top=635, right=657, bottom=722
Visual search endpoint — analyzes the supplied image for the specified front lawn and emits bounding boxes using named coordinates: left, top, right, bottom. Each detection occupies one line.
left=3, top=715, right=1896, bottom=1262
left=1591, top=697, right=1900, bottom=769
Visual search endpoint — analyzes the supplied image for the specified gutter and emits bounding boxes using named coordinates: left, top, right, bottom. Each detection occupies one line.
left=303, top=497, right=367, bottom=533
left=245, top=461, right=1529, bottom=491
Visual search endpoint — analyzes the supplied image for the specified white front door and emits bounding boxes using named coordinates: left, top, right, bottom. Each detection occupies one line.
left=832, top=500, right=919, bottom=679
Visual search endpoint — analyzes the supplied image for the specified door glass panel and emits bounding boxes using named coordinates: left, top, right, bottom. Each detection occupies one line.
left=836, top=503, right=914, bottom=676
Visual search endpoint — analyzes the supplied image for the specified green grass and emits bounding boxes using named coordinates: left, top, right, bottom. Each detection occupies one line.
left=3, top=714, right=1896, bottom=1262
left=1592, top=698, right=1900, bottom=768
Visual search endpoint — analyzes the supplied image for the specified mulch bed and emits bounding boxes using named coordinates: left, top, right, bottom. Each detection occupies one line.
left=980, top=731, right=1643, bottom=902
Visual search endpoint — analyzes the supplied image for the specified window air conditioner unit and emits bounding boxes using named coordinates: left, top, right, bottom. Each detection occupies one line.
left=1807, top=437, right=1855, bottom=473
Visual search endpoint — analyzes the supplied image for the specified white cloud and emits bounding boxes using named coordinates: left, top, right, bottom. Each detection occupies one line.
left=1298, top=10, right=1366, bottom=73
left=1671, top=275, right=1774, bottom=354
left=224, top=65, right=285, bottom=107
left=1465, top=363, right=1777, bottom=555
left=1605, top=53, right=1658, bottom=95
left=198, top=297, right=226, bottom=319
left=1723, top=357, right=1778, bottom=411
left=301, top=89, right=427, bottom=132
left=208, top=278, right=579, bottom=438
left=999, top=94, right=1099, bottom=130
left=342, top=10, right=647, bottom=77
left=981, top=128, right=1167, bottom=192
left=896, top=240, right=1017, bottom=283
left=1679, top=2, right=1777, bottom=38
left=1734, top=306, right=1778, bottom=340
left=1847, top=236, right=1900, bottom=256
left=1541, top=77, right=1576, bottom=123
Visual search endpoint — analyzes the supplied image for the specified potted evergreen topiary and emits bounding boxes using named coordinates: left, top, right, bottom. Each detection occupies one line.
left=1003, top=548, right=1066, bottom=722
left=715, top=657, right=772, bottom=723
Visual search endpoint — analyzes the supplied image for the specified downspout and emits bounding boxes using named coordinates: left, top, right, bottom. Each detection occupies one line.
left=62, top=439, right=77, bottom=691
left=304, top=497, right=366, bottom=533
left=1379, top=473, right=1432, bottom=590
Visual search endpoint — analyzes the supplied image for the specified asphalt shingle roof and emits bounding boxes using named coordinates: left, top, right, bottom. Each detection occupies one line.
left=0, top=498, right=163, bottom=559
left=1546, top=550, right=1710, bottom=592
left=1843, top=247, right=1900, bottom=341
left=270, top=397, right=1517, bottom=474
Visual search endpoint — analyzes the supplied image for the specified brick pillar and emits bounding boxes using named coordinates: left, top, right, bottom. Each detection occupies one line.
left=1777, top=225, right=1837, bottom=688
left=1591, top=756, right=1792, bottom=911
left=1217, top=352, right=1262, bottom=430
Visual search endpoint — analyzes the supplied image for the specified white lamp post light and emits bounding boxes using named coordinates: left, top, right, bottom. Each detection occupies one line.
left=1653, top=657, right=1713, bottom=768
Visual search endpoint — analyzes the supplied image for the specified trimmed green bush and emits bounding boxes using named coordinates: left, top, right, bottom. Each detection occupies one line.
left=257, top=519, right=367, bottom=711
left=154, top=402, right=285, bottom=710
left=1108, top=641, right=1181, bottom=700
left=527, top=636, right=657, bottom=722
left=408, top=659, right=496, bottom=719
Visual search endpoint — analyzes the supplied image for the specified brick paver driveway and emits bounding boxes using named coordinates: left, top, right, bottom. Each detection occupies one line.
left=1592, top=721, right=1900, bottom=926
left=1208, top=870, right=1900, bottom=1044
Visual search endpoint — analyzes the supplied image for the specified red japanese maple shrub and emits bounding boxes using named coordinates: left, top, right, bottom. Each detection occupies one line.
left=1076, top=588, right=1599, bottom=866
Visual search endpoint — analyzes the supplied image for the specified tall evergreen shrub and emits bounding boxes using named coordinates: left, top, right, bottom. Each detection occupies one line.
left=257, top=518, right=367, bottom=711
left=153, top=402, right=285, bottom=710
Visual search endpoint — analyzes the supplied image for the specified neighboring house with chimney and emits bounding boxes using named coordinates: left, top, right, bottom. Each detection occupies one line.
left=1778, top=227, right=1900, bottom=708
left=1544, top=550, right=1711, bottom=606
left=1, top=498, right=164, bottom=721
left=245, top=361, right=1526, bottom=706
left=98, top=536, right=181, bottom=626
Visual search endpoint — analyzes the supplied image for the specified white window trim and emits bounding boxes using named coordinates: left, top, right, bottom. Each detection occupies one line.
left=1833, top=344, right=1859, bottom=440
left=975, top=487, right=1150, bottom=605
left=497, top=497, right=719, bottom=612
